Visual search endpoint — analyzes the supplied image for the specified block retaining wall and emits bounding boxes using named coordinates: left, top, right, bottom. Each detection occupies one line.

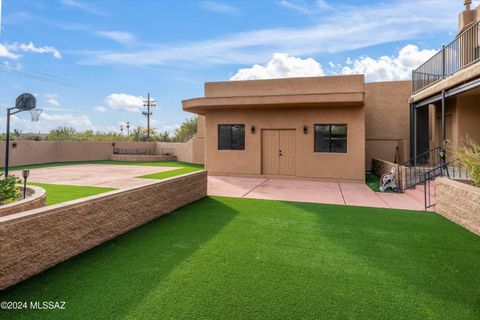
left=0, top=171, right=207, bottom=289
left=0, top=186, right=46, bottom=217
left=435, top=178, right=480, bottom=236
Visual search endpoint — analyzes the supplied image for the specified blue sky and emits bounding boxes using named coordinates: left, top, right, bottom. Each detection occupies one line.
left=0, top=0, right=469, bottom=133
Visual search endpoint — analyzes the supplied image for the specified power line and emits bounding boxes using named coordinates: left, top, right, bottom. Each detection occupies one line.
left=142, top=93, right=156, bottom=141
left=0, top=67, right=79, bottom=88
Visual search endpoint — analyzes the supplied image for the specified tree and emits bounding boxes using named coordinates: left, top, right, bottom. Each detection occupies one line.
left=45, top=126, right=77, bottom=140
left=158, top=131, right=172, bottom=142
left=172, top=117, right=197, bottom=142
left=131, top=126, right=157, bottom=142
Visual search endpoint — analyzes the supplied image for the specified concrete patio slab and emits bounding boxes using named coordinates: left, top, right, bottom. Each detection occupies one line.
left=339, top=182, right=389, bottom=208
left=244, top=178, right=345, bottom=205
left=11, top=164, right=178, bottom=188
left=209, top=176, right=426, bottom=211
left=376, top=192, right=425, bottom=211
left=208, top=176, right=267, bottom=197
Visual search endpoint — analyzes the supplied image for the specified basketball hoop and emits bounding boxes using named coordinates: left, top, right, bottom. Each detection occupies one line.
left=29, top=108, right=42, bottom=122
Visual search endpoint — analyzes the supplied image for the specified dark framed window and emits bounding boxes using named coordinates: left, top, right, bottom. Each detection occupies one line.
left=218, top=124, right=245, bottom=150
left=314, top=124, right=347, bottom=153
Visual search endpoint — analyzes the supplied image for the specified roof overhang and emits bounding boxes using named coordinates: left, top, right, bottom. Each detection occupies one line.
left=182, top=92, right=364, bottom=115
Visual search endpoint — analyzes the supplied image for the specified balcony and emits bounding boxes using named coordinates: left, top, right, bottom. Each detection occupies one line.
left=412, top=20, right=480, bottom=94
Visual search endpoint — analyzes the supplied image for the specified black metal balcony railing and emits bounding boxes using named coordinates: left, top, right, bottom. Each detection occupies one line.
left=412, top=20, right=480, bottom=93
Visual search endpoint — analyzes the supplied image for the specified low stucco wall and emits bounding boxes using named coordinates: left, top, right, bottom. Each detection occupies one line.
left=0, top=171, right=207, bottom=290
left=435, top=178, right=480, bottom=236
left=110, top=154, right=177, bottom=162
left=156, top=137, right=205, bottom=164
left=371, top=158, right=407, bottom=191
left=0, top=141, right=157, bottom=167
left=0, top=186, right=46, bottom=217
left=0, top=140, right=204, bottom=167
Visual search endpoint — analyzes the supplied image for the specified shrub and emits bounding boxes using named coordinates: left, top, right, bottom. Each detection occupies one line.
left=452, top=136, right=480, bottom=187
left=0, top=174, right=22, bottom=204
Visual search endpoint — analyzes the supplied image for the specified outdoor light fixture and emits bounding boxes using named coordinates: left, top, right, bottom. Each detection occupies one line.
left=303, top=125, right=308, bottom=134
left=22, top=169, right=30, bottom=199
left=251, top=125, right=256, bottom=134
left=4, top=93, right=42, bottom=177
left=112, top=142, right=116, bottom=147
left=12, top=142, right=17, bottom=148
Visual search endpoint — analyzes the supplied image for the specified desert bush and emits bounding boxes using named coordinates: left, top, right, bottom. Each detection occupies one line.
left=452, top=136, right=480, bottom=187
left=0, top=174, right=22, bottom=204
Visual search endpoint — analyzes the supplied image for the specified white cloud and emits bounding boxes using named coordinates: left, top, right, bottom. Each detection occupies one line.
left=60, top=0, right=106, bottom=16
left=277, top=0, right=330, bottom=15
left=81, top=0, right=457, bottom=66
left=0, top=44, right=21, bottom=59
left=105, top=93, right=144, bottom=113
left=45, top=94, right=60, bottom=107
left=341, top=44, right=437, bottom=81
left=230, top=53, right=324, bottom=80
left=7, top=42, right=62, bottom=59
left=96, top=31, right=135, bottom=44
left=198, top=1, right=240, bottom=14
left=94, top=106, right=107, bottom=112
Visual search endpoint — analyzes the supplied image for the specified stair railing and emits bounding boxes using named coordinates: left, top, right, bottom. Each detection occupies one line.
left=423, top=158, right=470, bottom=210
left=401, top=146, right=445, bottom=189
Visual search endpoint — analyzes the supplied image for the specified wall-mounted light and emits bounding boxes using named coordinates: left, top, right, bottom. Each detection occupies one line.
left=303, top=125, right=308, bottom=134
left=112, top=142, right=116, bottom=147
left=251, top=125, right=256, bottom=134
left=12, top=142, right=17, bottom=148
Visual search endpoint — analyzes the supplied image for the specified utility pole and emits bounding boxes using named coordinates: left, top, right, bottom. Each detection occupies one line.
left=142, top=93, right=156, bottom=141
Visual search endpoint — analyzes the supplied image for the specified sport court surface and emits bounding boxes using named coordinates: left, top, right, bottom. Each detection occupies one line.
left=12, top=164, right=179, bottom=188
left=208, top=176, right=424, bottom=211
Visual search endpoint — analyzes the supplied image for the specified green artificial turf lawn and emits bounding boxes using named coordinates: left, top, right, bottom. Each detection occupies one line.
left=29, top=182, right=116, bottom=205
left=1, top=197, right=479, bottom=319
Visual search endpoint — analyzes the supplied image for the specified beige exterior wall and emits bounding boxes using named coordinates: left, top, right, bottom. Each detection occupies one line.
left=197, top=115, right=206, bottom=138
left=364, top=81, right=411, bottom=169
left=455, top=94, right=480, bottom=145
left=0, top=171, right=207, bottom=289
left=204, top=75, right=365, bottom=97
left=431, top=93, right=480, bottom=152
left=0, top=141, right=157, bottom=167
left=204, top=105, right=365, bottom=182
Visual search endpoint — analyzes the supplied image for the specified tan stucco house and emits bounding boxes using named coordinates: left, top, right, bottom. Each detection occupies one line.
left=183, top=75, right=410, bottom=182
